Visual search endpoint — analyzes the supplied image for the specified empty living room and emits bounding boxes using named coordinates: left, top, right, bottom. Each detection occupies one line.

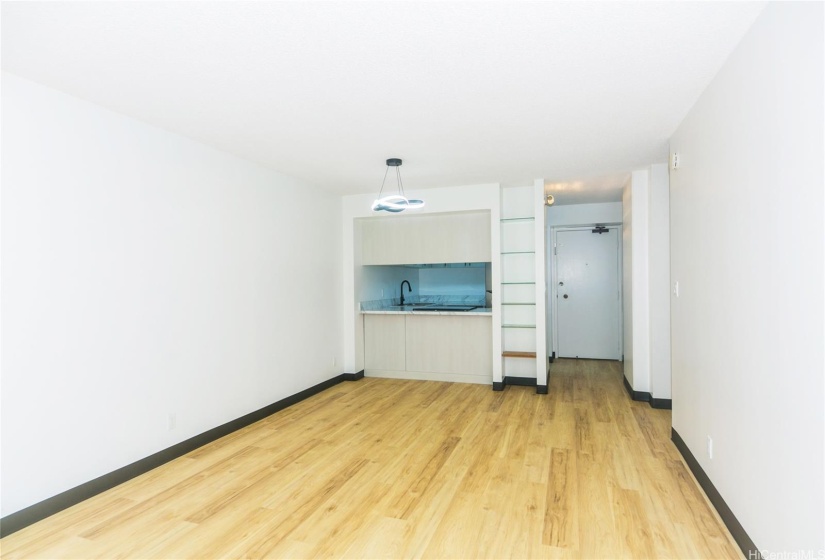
left=1, top=1, right=823, bottom=559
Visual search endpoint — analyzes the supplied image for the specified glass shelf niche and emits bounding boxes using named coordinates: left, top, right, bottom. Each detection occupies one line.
left=500, top=220, right=534, bottom=253
left=501, top=283, right=535, bottom=305
left=502, top=304, right=535, bottom=325
left=501, top=253, right=534, bottom=284
left=502, top=327, right=537, bottom=353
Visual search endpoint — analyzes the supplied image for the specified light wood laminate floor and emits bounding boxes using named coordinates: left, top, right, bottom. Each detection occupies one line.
left=1, top=359, right=742, bottom=559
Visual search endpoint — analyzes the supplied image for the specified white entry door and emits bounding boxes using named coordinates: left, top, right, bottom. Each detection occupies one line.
left=554, top=227, right=621, bottom=359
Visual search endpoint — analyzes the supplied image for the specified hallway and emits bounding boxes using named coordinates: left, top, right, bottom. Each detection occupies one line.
left=1, top=360, right=741, bottom=559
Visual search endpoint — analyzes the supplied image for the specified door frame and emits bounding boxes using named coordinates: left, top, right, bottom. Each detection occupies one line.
left=549, top=224, right=623, bottom=360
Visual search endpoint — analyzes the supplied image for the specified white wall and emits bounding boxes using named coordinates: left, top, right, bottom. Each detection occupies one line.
left=0, top=73, right=343, bottom=517
left=621, top=183, right=634, bottom=384
left=622, top=171, right=651, bottom=393
left=669, top=2, right=823, bottom=552
left=648, top=164, right=671, bottom=400
left=533, top=180, right=547, bottom=384
left=343, top=184, right=502, bottom=380
left=621, top=165, right=671, bottom=398
left=546, top=202, right=623, bottom=358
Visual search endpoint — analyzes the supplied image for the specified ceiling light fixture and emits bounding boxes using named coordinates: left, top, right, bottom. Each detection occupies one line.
left=545, top=194, right=555, bottom=206
left=371, top=158, right=424, bottom=213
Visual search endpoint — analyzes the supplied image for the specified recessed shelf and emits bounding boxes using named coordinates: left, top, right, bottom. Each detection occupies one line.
left=501, top=302, right=536, bottom=306
left=502, top=351, right=537, bottom=358
left=501, top=282, right=535, bottom=285
left=500, top=251, right=535, bottom=255
left=502, top=324, right=536, bottom=329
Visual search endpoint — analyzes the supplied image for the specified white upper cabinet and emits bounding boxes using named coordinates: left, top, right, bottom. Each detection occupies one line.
left=361, top=210, right=491, bottom=265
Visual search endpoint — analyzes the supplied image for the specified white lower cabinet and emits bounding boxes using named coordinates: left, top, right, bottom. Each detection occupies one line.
left=363, top=314, right=492, bottom=384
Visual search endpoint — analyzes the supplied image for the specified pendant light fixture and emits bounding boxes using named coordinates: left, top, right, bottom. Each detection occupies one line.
left=371, top=158, right=425, bottom=213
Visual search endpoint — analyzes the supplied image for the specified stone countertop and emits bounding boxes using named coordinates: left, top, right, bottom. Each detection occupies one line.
left=361, top=306, right=492, bottom=316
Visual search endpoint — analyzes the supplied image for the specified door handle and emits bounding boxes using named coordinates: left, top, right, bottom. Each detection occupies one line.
left=563, top=294, right=569, bottom=299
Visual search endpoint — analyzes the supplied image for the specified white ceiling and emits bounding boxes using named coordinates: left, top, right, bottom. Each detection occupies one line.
left=1, top=1, right=765, bottom=198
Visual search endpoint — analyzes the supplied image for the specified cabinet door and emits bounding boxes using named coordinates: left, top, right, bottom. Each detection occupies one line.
left=364, top=315, right=406, bottom=371
left=361, top=217, right=410, bottom=265
left=360, top=211, right=491, bottom=265
left=405, top=315, right=492, bottom=376
left=439, top=211, right=491, bottom=263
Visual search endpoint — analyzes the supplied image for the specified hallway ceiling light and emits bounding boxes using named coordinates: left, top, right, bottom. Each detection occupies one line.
left=545, top=194, right=555, bottom=206
left=371, top=158, right=425, bottom=213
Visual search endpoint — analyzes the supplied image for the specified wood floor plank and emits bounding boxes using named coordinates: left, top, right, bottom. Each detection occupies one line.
left=342, top=514, right=409, bottom=559
left=243, top=457, right=371, bottom=558
left=1, top=362, right=744, bottom=560
left=79, top=445, right=264, bottom=540
left=612, top=487, right=657, bottom=559
left=543, top=447, right=578, bottom=549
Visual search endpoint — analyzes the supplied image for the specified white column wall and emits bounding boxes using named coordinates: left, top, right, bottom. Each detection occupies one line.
left=622, top=181, right=634, bottom=385
left=623, top=170, right=651, bottom=393
left=648, top=164, right=671, bottom=400
left=533, top=180, right=547, bottom=386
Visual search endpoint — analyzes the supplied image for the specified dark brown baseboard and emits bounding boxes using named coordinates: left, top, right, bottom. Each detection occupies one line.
left=671, top=428, right=761, bottom=559
left=492, top=376, right=547, bottom=395
left=622, top=376, right=672, bottom=409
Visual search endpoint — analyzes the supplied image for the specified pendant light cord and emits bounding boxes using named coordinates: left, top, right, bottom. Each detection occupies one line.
left=376, top=165, right=391, bottom=199
left=397, top=166, right=405, bottom=198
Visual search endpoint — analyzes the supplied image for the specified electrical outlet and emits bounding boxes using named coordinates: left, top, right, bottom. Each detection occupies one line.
left=707, top=436, right=713, bottom=459
left=168, top=413, right=176, bottom=431
left=673, top=281, right=680, bottom=298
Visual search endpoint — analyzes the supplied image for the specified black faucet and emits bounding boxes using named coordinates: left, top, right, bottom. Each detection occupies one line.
left=400, top=280, right=412, bottom=306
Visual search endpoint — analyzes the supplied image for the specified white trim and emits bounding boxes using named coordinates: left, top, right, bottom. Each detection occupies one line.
left=533, top=180, right=548, bottom=385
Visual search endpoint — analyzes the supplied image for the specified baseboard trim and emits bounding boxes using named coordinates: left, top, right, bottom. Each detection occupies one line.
left=342, top=369, right=365, bottom=381
left=622, top=376, right=672, bottom=410
left=492, top=376, right=546, bottom=394
left=504, top=376, right=537, bottom=387
left=671, top=428, right=761, bottom=559
left=623, top=376, right=651, bottom=402
left=0, top=372, right=363, bottom=538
